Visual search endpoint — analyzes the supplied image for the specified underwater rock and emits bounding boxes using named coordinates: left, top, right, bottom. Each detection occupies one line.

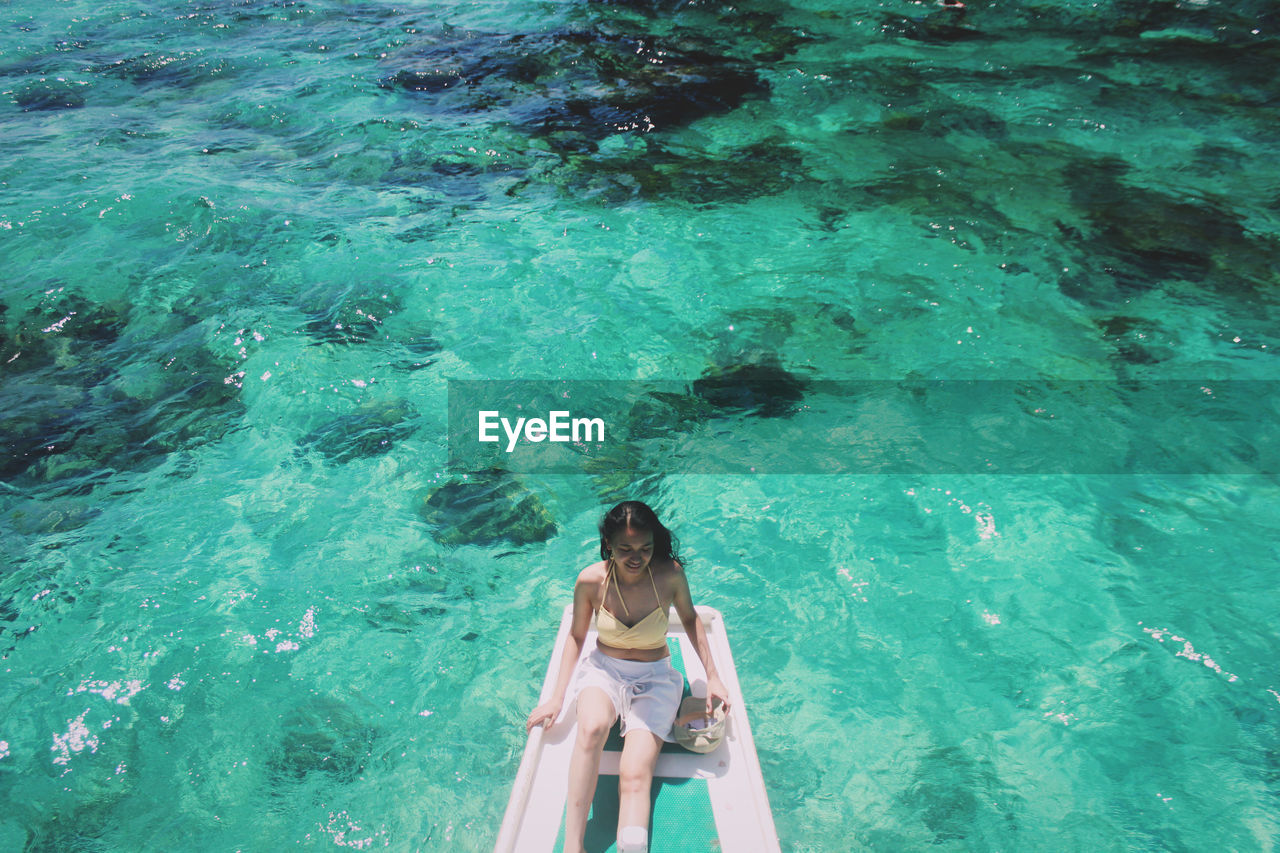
left=816, top=303, right=859, bottom=334
left=383, top=29, right=767, bottom=147
left=12, top=77, right=88, bottom=111
left=94, top=51, right=230, bottom=89
left=6, top=500, right=100, bottom=535
left=419, top=473, right=557, bottom=547
left=1097, top=315, right=1175, bottom=366
left=268, top=697, right=380, bottom=784
left=3, top=289, right=127, bottom=376
left=1, top=299, right=245, bottom=488
left=899, top=746, right=984, bottom=843
left=880, top=3, right=986, bottom=45
left=1065, top=158, right=1275, bottom=294
left=390, top=333, right=442, bottom=372
left=625, top=390, right=716, bottom=441
left=0, top=379, right=87, bottom=483
left=559, top=138, right=807, bottom=205
left=692, top=358, right=809, bottom=419
left=878, top=101, right=1009, bottom=140
left=364, top=594, right=447, bottom=633
left=299, top=282, right=403, bottom=346
left=297, top=399, right=419, bottom=463
left=116, top=334, right=246, bottom=454
left=0, top=293, right=128, bottom=484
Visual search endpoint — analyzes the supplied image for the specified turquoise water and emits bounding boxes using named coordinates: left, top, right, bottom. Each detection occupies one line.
left=2, top=0, right=1279, bottom=849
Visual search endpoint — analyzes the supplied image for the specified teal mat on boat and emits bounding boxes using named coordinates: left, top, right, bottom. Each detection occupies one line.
left=574, top=775, right=717, bottom=853
left=555, top=638, right=719, bottom=851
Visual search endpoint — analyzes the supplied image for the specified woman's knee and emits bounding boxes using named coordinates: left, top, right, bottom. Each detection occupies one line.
left=617, top=749, right=657, bottom=795
left=576, top=714, right=612, bottom=748
left=617, top=762, right=653, bottom=797
left=617, top=728, right=663, bottom=794
left=574, top=691, right=616, bottom=748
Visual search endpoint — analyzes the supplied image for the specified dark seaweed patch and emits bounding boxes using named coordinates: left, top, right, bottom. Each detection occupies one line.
left=267, top=697, right=381, bottom=785
left=692, top=359, right=809, bottom=419
left=1063, top=159, right=1276, bottom=297
left=419, top=472, right=557, bottom=547
left=559, top=139, right=806, bottom=205
left=818, top=304, right=859, bottom=334
left=880, top=4, right=987, bottom=45
left=12, top=77, right=89, bottom=111
left=897, top=743, right=1021, bottom=845
left=1, top=297, right=245, bottom=490
left=882, top=102, right=1009, bottom=140
left=297, top=400, right=419, bottom=463
left=1109, top=0, right=1280, bottom=43
left=382, top=29, right=767, bottom=148
left=0, top=569, right=85, bottom=659
left=298, top=283, right=403, bottom=346
left=625, top=391, right=716, bottom=441
left=6, top=498, right=100, bottom=538
left=383, top=68, right=466, bottom=93
left=93, top=51, right=232, bottom=90
left=0, top=592, right=28, bottom=659
left=2, top=290, right=125, bottom=373
left=293, top=283, right=440, bottom=367
left=1, top=294, right=124, bottom=483
left=390, top=334, right=442, bottom=371
left=364, top=594, right=447, bottom=633
left=376, top=5, right=807, bottom=205
left=838, top=167, right=1015, bottom=246
left=900, top=746, right=981, bottom=843
left=1097, top=315, right=1175, bottom=366
left=0, top=379, right=86, bottom=484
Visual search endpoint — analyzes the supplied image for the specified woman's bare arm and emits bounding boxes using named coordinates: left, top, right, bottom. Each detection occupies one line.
left=669, top=561, right=730, bottom=715
left=526, top=569, right=599, bottom=732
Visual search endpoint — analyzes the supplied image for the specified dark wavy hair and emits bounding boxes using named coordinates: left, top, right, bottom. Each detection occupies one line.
left=598, top=501, right=680, bottom=563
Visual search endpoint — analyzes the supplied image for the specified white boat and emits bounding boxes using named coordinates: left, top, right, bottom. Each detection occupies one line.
left=495, top=604, right=780, bottom=852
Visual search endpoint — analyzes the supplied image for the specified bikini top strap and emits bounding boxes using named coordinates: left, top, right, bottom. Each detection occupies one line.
left=606, top=559, right=631, bottom=618
left=647, top=564, right=661, bottom=606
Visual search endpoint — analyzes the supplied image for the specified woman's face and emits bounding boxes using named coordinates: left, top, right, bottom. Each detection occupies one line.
left=609, top=527, right=655, bottom=574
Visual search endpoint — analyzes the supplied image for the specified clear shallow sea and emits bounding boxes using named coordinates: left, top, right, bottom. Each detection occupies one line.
left=2, top=0, right=1279, bottom=850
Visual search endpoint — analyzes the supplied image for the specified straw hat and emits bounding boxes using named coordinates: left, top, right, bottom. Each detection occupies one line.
left=671, top=696, right=727, bottom=754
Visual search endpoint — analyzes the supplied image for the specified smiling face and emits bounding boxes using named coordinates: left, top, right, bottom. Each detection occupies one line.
left=608, top=527, right=655, bottom=576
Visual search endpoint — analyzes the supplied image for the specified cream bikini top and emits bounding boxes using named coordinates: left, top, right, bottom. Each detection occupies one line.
left=595, top=562, right=668, bottom=651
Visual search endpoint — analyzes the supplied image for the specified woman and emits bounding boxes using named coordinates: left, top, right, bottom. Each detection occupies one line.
left=526, top=501, right=730, bottom=853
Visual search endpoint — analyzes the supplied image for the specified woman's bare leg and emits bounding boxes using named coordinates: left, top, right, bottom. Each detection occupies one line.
left=616, top=729, right=664, bottom=840
left=563, top=688, right=616, bottom=853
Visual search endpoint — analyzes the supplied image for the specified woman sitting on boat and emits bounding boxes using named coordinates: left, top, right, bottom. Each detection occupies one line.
left=526, top=500, right=730, bottom=853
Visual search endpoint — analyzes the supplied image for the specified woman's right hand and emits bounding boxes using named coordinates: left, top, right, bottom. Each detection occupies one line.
left=526, top=699, right=562, bottom=733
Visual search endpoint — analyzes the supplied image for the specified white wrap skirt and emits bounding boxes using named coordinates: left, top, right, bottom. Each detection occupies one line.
left=566, top=649, right=684, bottom=742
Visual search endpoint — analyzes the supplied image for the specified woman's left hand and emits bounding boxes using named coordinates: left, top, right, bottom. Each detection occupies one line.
left=706, top=674, right=730, bottom=716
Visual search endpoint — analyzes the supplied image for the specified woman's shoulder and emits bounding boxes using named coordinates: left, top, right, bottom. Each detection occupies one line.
left=651, top=557, right=686, bottom=586
left=575, top=560, right=609, bottom=587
